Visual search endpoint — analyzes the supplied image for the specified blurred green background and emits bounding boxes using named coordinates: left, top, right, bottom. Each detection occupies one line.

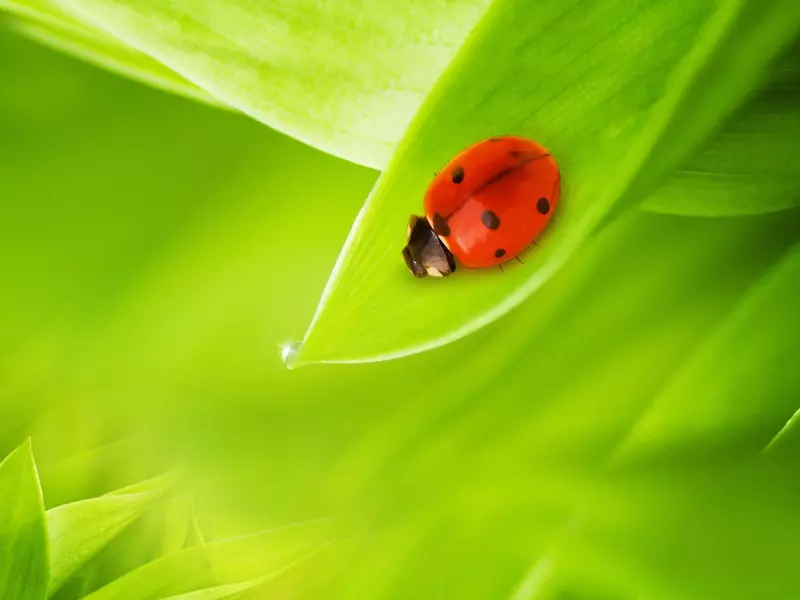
left=1, top=7, right=800, bottom=600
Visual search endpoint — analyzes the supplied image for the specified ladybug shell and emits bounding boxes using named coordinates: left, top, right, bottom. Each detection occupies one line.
left=423, top=136, right=560, bottom=268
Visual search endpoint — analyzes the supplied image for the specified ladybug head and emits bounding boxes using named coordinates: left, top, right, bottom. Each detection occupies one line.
left=402, top=215, right=456, bottom=278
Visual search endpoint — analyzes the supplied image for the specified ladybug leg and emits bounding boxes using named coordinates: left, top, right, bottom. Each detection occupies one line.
left=515, top=256, right=524, bottom=264
left=498, top=264, right=505, bottom=273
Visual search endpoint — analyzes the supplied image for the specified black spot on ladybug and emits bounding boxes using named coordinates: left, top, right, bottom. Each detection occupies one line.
left=509, top=150, right=524, bottom=158
left=537, top=197, right=550, bottom=215
left=489, top=137, right=502, bottom=142
left=451, top=165, right=465, bottom=184
left=481, top=210, right=500, bottom=230
left=494, top=248, right=506, bottom=258
left=432, top=212, right=451, bottom=236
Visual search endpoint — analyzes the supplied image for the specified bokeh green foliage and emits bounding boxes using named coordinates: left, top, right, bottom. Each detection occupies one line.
left=1, top=3, right=800, bottom=600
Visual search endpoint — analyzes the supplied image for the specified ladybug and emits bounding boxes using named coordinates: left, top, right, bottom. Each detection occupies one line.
left=402, top=135, right=560, bottom=278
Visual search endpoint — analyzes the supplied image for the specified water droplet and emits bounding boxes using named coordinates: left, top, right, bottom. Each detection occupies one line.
left=280, top=341, right=301, bottom=369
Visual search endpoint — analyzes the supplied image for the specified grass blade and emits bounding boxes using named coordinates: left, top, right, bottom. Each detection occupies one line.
left=0, top=439, right=48, bottom=600
left=47, top=473, right=176, bottom=596
left=81, top=519, right=339, bottom=600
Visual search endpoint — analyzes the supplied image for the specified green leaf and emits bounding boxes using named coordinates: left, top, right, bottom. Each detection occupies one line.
left=0, top=438, right=48, bottom=600
left=642, top=40, right=800, bottom=216
left=81, top=519, right=340, bottom=600
left=614, top=242, right=800, bottom=461
left=46, top=473, right=175, bottom=596
left=27, top=0, right=491, bottom=169
left=291, top=0, right=800, bottom=366
left=0, top=0, right=221, bottom=108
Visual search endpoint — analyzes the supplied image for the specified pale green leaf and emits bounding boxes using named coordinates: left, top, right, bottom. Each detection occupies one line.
left=0, top=438, right=48, bottom=600
left=0, top=0, right=221, bottom=107
left=292, top=0, right=800, bottom=365
left=46, top=473, right=175, bottom=596
left=8, top=19, right=226, bottom=110
left=0, top=0, right=98, bottom=37
left=43, top=0, right=491, bottom=169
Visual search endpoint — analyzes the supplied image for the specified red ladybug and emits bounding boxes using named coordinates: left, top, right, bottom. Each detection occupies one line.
left=402, top=135, right=560, bottom=278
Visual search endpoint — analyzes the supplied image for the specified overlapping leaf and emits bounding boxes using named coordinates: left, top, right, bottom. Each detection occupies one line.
left=642, top=40, right=800, bottom=216
left=46, top=474, right=175, bottom=596
left=0, top=0, right=219, bottom=107
left=11, top=0, right=491, bottom=169
left=82, top=519, right=340, bottom=600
